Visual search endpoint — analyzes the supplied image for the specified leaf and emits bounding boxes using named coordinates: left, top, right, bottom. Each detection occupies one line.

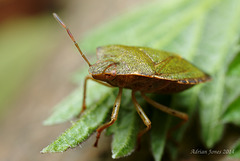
left=80, top=0, right=223, bottom=52
left=111, top=109, right=139, bottom=159
left=171, top=0, right=240, bottom=148
left=106, top=90, right=145, bottom=158
left=230, top=139, right=240, bottom=158
left=111, top=90, right=140, bottom=158
left=227, top=51, right=240, bottom=77
left=41, top=89, right=117, bottom=153
left=151, top=109, right=170, bottom=161
left=43, top=86, right=83, bottom=125
left=221, top=52, right=240, bottom=126
left=80, top=0, right=193, bottom=53
left=222, top=76, right=240, bottom=112
left=221, top=97, right=240, bottom=126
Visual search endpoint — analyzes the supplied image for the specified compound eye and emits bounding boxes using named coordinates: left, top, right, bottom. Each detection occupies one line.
left=110, top=70, right=116, bottom=76
left=105, top=70, right=117, bottom=80
left=102, top=62, right=119, bottom=80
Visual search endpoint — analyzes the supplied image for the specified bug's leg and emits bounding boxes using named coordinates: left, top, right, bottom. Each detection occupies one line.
left=141, top=92, right=188, bottom=121
left=141, top=92, right=189, bottom=143
left=94, top=88, right=123, bottom=147
left=132, top=90, right=151, bottom=150
left=81, top=75, right=90, bottom=114
left=80, top=75, right=114, bottom=116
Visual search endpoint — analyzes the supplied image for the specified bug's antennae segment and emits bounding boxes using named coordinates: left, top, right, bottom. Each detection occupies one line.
left=53, top=13, right=92, bottom=67
left=53, top=13, right=66, bottom=28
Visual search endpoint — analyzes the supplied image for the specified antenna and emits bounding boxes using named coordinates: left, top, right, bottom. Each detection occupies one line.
left=53, top=13, right=91, bottom=66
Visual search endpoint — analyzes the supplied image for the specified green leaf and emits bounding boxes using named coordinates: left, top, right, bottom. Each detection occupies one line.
left=227, top=52, right=240, bottom=77
left=43, top=86, right=83, bottom=125
left=151, top=110, right=170, bottom=161
left=223, top=76, right=240, bottom=111
left=80, top=0, right=193, bottom=52
left=221, top=52, right=240, bottom=126
left=171, top=0, right=240, bottom=148
left=111, top=91, right=139, bottom=158
left=223, top=51, right=240, bottom=107
left=81, top=0, right=222, bottom=52
left=230, top=139, right=240, bottom=158
left=41, top=89, right=117, bottom=153
left=221, top=97, right=240, bottom=126
left=106, top=90, right=144, bottom=158
left=111, top=110, right=139, bottom=159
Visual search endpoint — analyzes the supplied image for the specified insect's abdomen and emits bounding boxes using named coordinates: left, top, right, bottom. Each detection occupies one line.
left=106, top=75, right=194, bottom=94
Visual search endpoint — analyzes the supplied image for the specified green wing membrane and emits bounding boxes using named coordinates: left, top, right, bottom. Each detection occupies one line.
left=155, top=56, right=207, bottom=80
left=140, top=46, right=209, bottom=81
left=96, top=45, right=209, bottom=81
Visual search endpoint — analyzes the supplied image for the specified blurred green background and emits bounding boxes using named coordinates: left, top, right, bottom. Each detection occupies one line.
left=0, top=0, right=148, bottom=161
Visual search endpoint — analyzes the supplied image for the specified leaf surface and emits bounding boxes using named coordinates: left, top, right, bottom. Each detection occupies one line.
left=41, top=88, right=117, bottom=153
left=230, top=139, right=240, bottom=158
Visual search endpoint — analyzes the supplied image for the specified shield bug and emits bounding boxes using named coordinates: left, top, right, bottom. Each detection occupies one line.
left=53, top=13, right=211, bottom=148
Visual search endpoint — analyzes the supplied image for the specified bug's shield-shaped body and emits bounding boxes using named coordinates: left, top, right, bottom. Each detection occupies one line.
left=89, top=45, right=211, bottom=93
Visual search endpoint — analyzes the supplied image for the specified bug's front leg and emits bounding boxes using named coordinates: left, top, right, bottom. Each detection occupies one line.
left=79, top=75, right=114, bottom=117
left=80, top=75, right=91, bottom=114
left=132, top=90, right=151, bottom=150
left=94, top=88, right=123, bottom=147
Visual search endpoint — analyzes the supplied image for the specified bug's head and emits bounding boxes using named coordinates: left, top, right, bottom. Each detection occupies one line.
left=89, top=61, right=119, bottom=82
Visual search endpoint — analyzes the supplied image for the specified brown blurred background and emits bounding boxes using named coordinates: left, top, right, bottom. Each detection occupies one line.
left=0, top=0, right=147, bottom=161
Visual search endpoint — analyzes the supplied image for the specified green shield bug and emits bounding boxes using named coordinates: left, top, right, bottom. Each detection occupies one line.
left=53, top=13, right=211, bottom=148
